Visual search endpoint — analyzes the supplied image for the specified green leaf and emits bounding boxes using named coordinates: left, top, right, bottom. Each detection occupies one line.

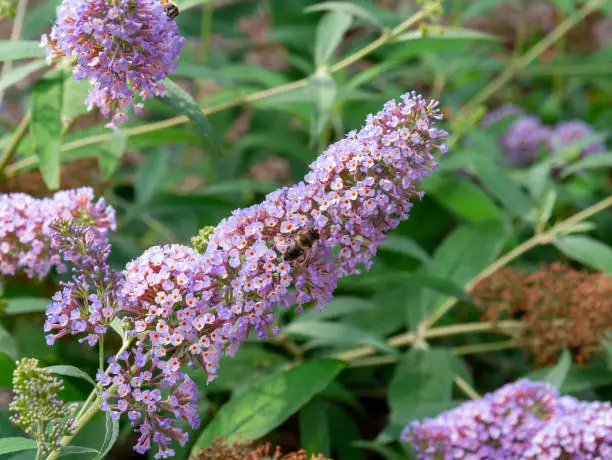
left=550, top=0, right=577, bottom=14
left=299, top=398, right=331, bottom=457
left=61, top=78, right=90, bottom=123
left=0, top=41, right=45, bottom=61
left=285, top=321, right=397, bottom=355
left=397, top=27, right=499, bottom=42
left=295, top=297, right=376, bottom=323
left=546, top=350, right=572, bottom=388
left=539, top=350, right=572, bottom=389
left=109, top=317, right=126, bottom=343
left=314, top=11, right=353, bottom=67
left=472, top=157, right=533, bottom=218
left=430, top=221, right=508, bottom=286
left=98, top=130, right=127, bottom=179
left=424, top=177, right=504, bottom=222
left=0, top=323, right=18, bottom=360
left=0, top=353, right=17, bottom=388
left=190, top=359, right=345, bottom=450
left=460, top=0, right=513, bottom=21
left=4, top=298, right=48, bottom=315
left=31, top=71, right=64, bottom=190
left=561, top=151, right=612, bottom=177
left=387, top=348, right=454, bottom=436
left=94, top=411, right=119, bottom=460
left=305, top=2, right=381, bottom=28
left=160, top=78, right=219, bottom=151
left=414, top=221, right=508, bottom=324
left=45, top=365, right=96, bottom=387
left=554, top=235, right=612, bottom=273
left=0, top=438, right=37, bottom=456
left=0, top=60, right=49, bottom=93
left=59, top=446, right=100, bottom=457
left=379, top=235, right=431, bottom=263
left=135, top=151, right=168, bottom=204
left=307, top=72, right=337, bottom=142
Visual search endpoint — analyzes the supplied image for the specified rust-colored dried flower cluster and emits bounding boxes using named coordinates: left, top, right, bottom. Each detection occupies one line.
left=191, top=437, right=331, bottom=460
left=471, top=262, right=612, bottom=365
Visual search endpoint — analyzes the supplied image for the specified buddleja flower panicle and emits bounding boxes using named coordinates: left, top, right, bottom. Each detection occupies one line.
left=99, top=347, right=200, bottom=459
left=42, top=0, right=185, bottom=127
left=0, top=187, right=115, bottom=279
left=44, top=219, right=122, bottom=346
left=9, top=358, right=78, bottom=458
left=403, top=379, right=612, bottom=459
left=93, top=91, right=446, bottom=457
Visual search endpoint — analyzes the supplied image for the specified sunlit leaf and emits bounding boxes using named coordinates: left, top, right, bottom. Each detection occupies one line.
left=554, top=235, right=612, bottom=273
left=4, top=298, right=48, bottom=315
left=0, top=438, right=37, bottom=456
left=160, top=78, right=219, bottom=151
left=45, top=365, right=96, bottom=387
left=0, top=40, right=45, bottom=61
left=314, top=11, right=353, bottom=67
left=31, top=70, right=64, bottom=190
left=305, top=2, right=381, bottom=28
left=190, top=359, right=345, bottom=450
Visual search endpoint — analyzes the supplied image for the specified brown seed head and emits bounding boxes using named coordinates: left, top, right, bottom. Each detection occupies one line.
left=471, top=262, right=612, bottom=365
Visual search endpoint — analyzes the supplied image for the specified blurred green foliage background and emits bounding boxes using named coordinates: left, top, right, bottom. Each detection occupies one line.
left=1, top=0, right=612, bottom=458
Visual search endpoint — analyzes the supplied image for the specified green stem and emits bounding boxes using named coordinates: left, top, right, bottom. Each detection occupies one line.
left=35, top=422, right=43, bottom=460
left=350, top=339, right=523, bottom=368
left=335, top=193, right=612, bottom=363
left=46, top=396, right=103, bottom=460
left=422, top=193, right=612, bottom=330
left=453, top=375, right=480, bottom=400
left=47, top=337, right=133, bottom=459
left=98, top=335, right=104, bottom=371
left=0, top=112, right=30, bottom=176
left=4, top=4, right=436, bottom=178
left=335, top=320, right=522, bottom=361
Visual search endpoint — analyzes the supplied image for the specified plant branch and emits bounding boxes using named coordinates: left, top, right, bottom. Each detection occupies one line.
left=0, top=113, right=30, bottom=176
left=334, top=320, right=522, bottom=361
left=423, top=193, right=612, bottom=330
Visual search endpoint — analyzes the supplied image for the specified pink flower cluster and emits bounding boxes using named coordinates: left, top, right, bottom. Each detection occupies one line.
left=0, top=187, right=115, bottom=279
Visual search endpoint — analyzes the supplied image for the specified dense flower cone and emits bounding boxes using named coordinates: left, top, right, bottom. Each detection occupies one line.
left=403, top=380, right=561, bottom=459
left=0, top=187, right=115, bottom=279
left=548, top=119, right=605, bottom=158
left=403, top=379, right=612, bottom=459
left=42, top=0, right=185, bottom=127
left=98, top=91, right=447, bottom=457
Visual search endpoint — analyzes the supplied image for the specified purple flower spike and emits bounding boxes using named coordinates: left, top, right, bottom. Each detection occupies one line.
left=42, top=0, right=185, bottom=127
left=44, top=219, right=122, bottom=346
left=198, top=91, right=447, bottom=332
left=524, top=399, right=612, bottom=459
left=499, top=116, right=551, bottom=165
left=0, top=187, right=115, bottom=279
left=403, top=379, right=561, bottom=459
left=481, top=103, right=523, bottom=127
left=548, top=120, right=605, bottom=158
left=100, top=347, right=199, bottom=459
